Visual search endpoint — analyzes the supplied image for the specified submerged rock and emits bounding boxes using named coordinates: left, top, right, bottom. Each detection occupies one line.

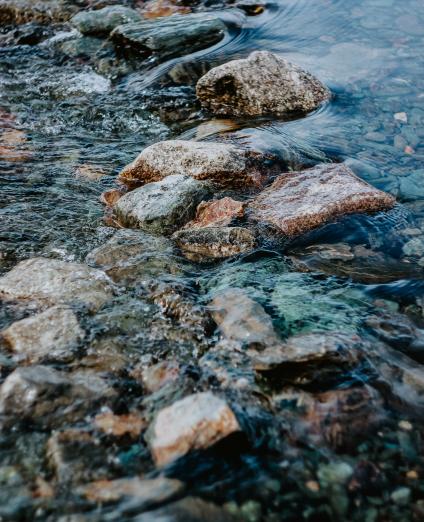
left=248, top=163, right=396, bottom=238
left=0, top=258, right=114, bottom=311
left=71, top=6, right=141, bottom=35
left=210, top=288, right=279, bottom=347
left=114, top=175, right=211, bottom=235
left=111, top=13, right=226, bottom=62
left=1, top=306, right=84, bottom=363
left=0, top=366, right=115, bottom=429
left=172, top=226, right=256, bottom=262
left=147, top=391, right=241, bottom=466
left=118, top=140, right=270, bottom=189
left=196, top=51, right=330, bottom=117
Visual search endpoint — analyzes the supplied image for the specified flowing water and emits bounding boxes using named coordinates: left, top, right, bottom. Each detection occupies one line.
left=1, top=0, right=424, bottom=520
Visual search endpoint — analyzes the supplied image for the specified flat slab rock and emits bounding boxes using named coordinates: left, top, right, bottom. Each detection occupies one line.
left=172, top=226, right=256, bottom=262
left=0, top=257, right=114, bottom=311
left=1, top=305, right=84, bottom=364
left=111, top=13, right=226, bottom=61
left=147, top=391, right=241, bottom=466
left=248, top=163, right=396, bottom=238
left=184, top=197, right=245, bottom=229
left=71, top=6, right=141, bottom=35
left=113, top=174, right=211, bottom=235
left=118, top=140, right=268, bottom=189
left=196, top=50, right=330, bottom=117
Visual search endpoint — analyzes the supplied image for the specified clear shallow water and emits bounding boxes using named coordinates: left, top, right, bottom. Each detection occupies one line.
left=1, top=0, right=424, bottom=520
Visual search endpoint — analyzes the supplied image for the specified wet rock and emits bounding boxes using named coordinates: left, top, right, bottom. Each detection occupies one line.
left=100, top=188, right=125, bottom=207
left=94, top=411, right=146, bottom=438
left=248, top=163, right=395, bottom=238
left=0, top=21, right=53, bottom=45
left=0, top=466, right=32, bottom=520
left=71, top=6, right=141, bottom=35
left=196, top=51, right=330, bottom=117
left=250, top=332, right=362, bottom=372
left=398, top=170, right=424, bottom=201
left=118, top=140, right=269, bottom=189
left=0, top=258, right=114, bottom=311
left=0, top=366, right=116, bottom=429
left=141, top=0, right=191, bottom=19
left=114, top=175, right=211, bottom=235
left=78, top=476, right=184, bottom=507
left=172, top=226, right=257, bottom=262
left=0, top=0, right=78, bottom=24
left=184, top=197, right=246, bottom=229
left=86, top=228, right=181, bottom=284
left=47, top=429, right=115, bottom=485
left=134, top=496, right=241, bottom=522
left=111, top=13, right=226, bottom=62
left=137, top=359, right=181, bottom=393
left=1, top=305, right=84, bottom=363
left=0, top=128, right=32, bottom=162
left=210, top=288, right=279, bottom=347
left=75, top=164, right=105, bottom=181
left=147, top=391, right=241, bottom=466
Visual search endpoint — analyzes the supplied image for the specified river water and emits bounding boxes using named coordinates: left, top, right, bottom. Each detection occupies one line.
left=1, top=0, right=424, bottom=520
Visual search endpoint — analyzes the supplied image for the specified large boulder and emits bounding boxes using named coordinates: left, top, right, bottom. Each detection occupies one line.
left=71, top=6, right=141, bottom=35
left=1, top=306, right=84, bottom=364
left=113, top=175, right=211, bottom=235
left=147, top=391, right=241, bottom=466
left=196, top=50, right=331, bottom=117
left=0, top=258, right=114, bottom=311
left=111, top=13, right=226, bottom=62
left=118, top=140, right=270, bottom=189
left=248, top=163, right=396, bottom=238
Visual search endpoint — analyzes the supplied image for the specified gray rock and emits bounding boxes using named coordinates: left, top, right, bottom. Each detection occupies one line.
left=0, top=366, right=116, bottom=429
left=172, top=227, right=257, bottom=262
left=118, top=139, right=269, bottom=189
left=399, top=170, right=424, bottom=201
left=0, top=258, right=114, bottom=311
left=71, top=6, right=141, bottom=35
left=86, top=229, right=182, bottom=284
left=248, top=163, right=396, bottom=238
left=111, top=13, right=226, bottom=62
left=1, top=306, right=84, bottom=363
left=114, top=175, right=211, bottom=235
left=196, top=51, right=330, bottom=117
left=147, top=391, right=241, bottom=466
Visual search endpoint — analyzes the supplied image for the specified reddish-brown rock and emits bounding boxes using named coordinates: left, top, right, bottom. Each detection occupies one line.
left=184, top=197, right=245, bottom=229
left=248, top=163, right=396, bottom=238
left=94, top=411, right=146, bottom=438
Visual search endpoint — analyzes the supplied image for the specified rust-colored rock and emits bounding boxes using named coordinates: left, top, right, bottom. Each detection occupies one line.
left=100, top=188, right=125, bottom=207
left=94, top=411, right=146, bottom=438
left=136, top=360, right=181, bottom=393
left=148, top=391, right=241, bottom=466
left=141, top=0, right=191, bottom=19
left=248, top=163, right=396, bottom=238
left=184, top=197, right=245, bottom=229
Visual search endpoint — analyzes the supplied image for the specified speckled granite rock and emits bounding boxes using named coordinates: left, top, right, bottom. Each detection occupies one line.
left=71, top=6, right=141, bottom=35
left=147, top=391, right=240, bottom=466
left=111, top=13, right=226, bottom=62
left=118, top=140, right=269, bottom=189
left=196, top=51, right=330, bottom=117
left=248, top=163, right=396, bottom=238
left=173, top=226, right=256, bottom=262
left=0, top=258, right=114, bottom=311
left=114, top=175, right=211, bottom=235
left=1, top=306, right=84, bottom=363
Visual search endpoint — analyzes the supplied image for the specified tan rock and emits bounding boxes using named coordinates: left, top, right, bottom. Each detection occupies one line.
left=137, top=360, right=180, bottom=393
left=94, top=411, right=146, bottom=438
left=100, top=188, right=125, bottom=207
left=1, top=306, right=84, bottom=363
left=117, top=140, right=269, bottom=189
left=141, top=0, right=191, bottom=19
left=75, top=164, right=105, bottom=181
left=248, top=163, right=396, bottom=238
left=196, top=51, right=330, bottom=117
left=148, top=392, right=240, bottom=466
left=184, top=197, right=245, bottom=229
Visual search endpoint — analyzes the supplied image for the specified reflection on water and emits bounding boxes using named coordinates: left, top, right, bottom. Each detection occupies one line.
left=1, top=0, right=424, bottom=519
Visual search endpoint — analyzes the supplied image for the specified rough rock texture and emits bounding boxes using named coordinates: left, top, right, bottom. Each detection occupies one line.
left=196, top=50, right=331, bottom=117
left=113, top=175, right=211, bottom=235
left=1, top=306, right=84, bottom=363
left=172, top=226, right=256, bottom=262
left=148, top=391, right=241, bottom=466
left=111, top=13, right=226, bottom=62
left=248, top=163, right=396, bottom=238
left=93, top=411, right=146, bottom=438
left=134, top=497, right=241, bottom=522
left=78, top=476, right=184, bottom=506
left=210, top=288, right=279, bottom=347
left=0, top=366, right=115, bottom=428
left=118, top=140, right=268, bottom=189
left=0, top=0, right=78, bottom=24
left=184, top=197, right=245, bottom=229
left=86, top=229, right=180, bottom=283
left=0, top=258, right=114, bottom=311
left=71, top=6, right=141, bottom=35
